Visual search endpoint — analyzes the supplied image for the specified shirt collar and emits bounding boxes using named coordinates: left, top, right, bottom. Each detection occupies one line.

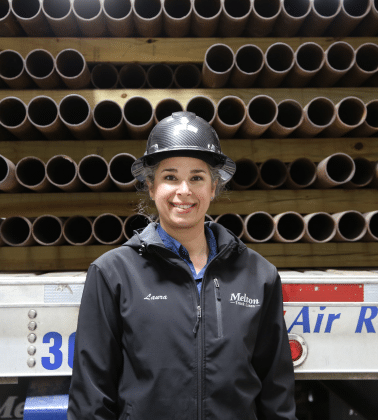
left=156, top=223, right=217, bottom=259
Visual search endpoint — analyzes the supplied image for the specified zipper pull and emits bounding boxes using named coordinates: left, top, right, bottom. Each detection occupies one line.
left=193, top=305, right=201, bottom=335
left=214, top=278, right=221, bottom=301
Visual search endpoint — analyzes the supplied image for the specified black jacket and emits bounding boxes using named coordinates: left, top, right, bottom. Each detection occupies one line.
left=68, top=222, right=297, bottom=420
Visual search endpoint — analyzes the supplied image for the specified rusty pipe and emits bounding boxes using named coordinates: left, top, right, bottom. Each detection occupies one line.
left=123, top=96, right=154, bottom=139
left=32, top=215, right=66, bottom=246
left=119, top=64, right=147, bottom=88
left=332, top=210, right=367, bottom=242
left=0, top=0, right=23, bottom=36
left=213, top=96, right=246, bottom=139
left=123, top=214, right=151, bottom=240
left=294, top=97, right=336, bottom=138
left=302, top=212, right=337, bottom=243
left=192, top=0, right=222, bottom=37
left=300, top=0, right=342, bottom=36
left=103, top=0, right=134, bottom=37
left=25, top=49, right=62, bottom=89
left=0, top=97, right=41, bottom=140
left=314, top=153, right=355, bottom=188
left=322, top=97, right=367, bottom=137
left=0, top=50, right=34, bottom=89
left=266, top=99, right=304, bottom=138
left=133, top=0, right=163, bottom=37
left=93, top=214, right=125, bottom=245
left=109, top=153, right=138, bottom=191
left=214, top=213, right=244, bottom=239
left=285, top=157, right=317, bottom=189
left=0, top=220, right=3, bottom=247
left=11, top=0, right=52, bottom=36
left=15, top=156, right=53, bottom=192
left=256, top=43, right=295, bottom=88
left=91, top=63, right=119, bottom=89
left=274, top=0, right=312, bottom=37
left=72, top=0, right=108, bottom=37
left=242, top=212, right=275, bottom=243
left=349, top=100, right=378, bottom=137
left=185, top=95, right=216, bottom=125
left=0, top=155, right=23, bottom=193
left=93, top=100, right=127, bottom=140
left=362, top=211, right=378, bottom=241
left=0, top=217, right=36, bottom=247
left=163, top=0, right=192, bottom=37
left=173, top=64, right=202, bottom=89
left=78, top=154, right=112, bottom=192
left=339, top=43, right=378, bottom=87
left=284, top=42, right=325, bottom=88
left=46, top=155, right=83, bottom=192
left=202, top=43, right=235, bottom=88
left=154, top=98, right=184, bottom=124
left=218, top=0, right=253, bottom=37
left=42, top=0, right=81, bottom=37
left=246, top=0, right=282, bottom=36
left=59, top=94, right=100, bottom=140
left=0, top=125, right=17, bottom=141
left=63, top=216, right=95, bottom=246
left=273, top=212, right=305, bottom=243
left=257, top=158, right=288, bottom=189
left=343, top=157, right=374, bottom=188
left=205, top=214, right=214, bottom=222
left=373, top=161, right=378, bottom=188
left=230, top=44, right=264, bottom=88
left=27, top=96, right=73, bottom=141
left=353, top=0, right=378, bottom=35
left=239, top=95, right=278, bottom=139
left=230, top=158, right=259, bottom=190
left=55, top=49, right=91, bottom=89
left=326, top=0, right=371, bottom=36
left=312, top=42, right=355, bottom=87
left=146, top=64, right=174, bottom=89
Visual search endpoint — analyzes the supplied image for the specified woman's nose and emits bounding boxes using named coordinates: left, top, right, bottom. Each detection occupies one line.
left=176, top=180, right=191, bottom=195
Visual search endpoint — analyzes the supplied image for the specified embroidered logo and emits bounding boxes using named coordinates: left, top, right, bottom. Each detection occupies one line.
left=144, top=293, right=168, bottom=300
left=230, top=293, right=260, bottom=308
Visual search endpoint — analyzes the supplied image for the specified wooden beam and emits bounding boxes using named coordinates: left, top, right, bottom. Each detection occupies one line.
left=1, top=138, right=377, bottom=163
left=0, top=37, right=375, bottom=63
left=1, top=88, right=378, bottom=108
left=1, top=242, right=377, bottom=271
left=0, top=190, right=376, bottom=217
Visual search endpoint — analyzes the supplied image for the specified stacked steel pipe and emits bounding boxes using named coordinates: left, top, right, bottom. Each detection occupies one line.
left=1, top=210, right=377, bottom=246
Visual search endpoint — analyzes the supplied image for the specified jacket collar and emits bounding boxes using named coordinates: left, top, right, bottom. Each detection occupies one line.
left=122, top=221, right=247, bottom=257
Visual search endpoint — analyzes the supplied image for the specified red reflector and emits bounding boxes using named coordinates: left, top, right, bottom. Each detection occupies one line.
left=289, top=340, right=303, bottom=361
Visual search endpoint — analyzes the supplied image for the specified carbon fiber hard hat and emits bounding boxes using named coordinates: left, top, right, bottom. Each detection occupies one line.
left=131, top=111, right=236, bottom=182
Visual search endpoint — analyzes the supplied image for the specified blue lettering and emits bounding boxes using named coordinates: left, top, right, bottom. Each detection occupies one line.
left=314, top=306, right=327, bottom=333
left=68, top=332, right=76, bottom=369
left=42, top=332, right=63, bottom=370
left=356, top=307, right=378, bottom=333
left=325, top=313, right=341, bottom=333
left=288, top=307, right=310, bottom=333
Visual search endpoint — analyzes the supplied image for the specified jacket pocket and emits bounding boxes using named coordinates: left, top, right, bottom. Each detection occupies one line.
left=213, top=278, right=223, bottom=338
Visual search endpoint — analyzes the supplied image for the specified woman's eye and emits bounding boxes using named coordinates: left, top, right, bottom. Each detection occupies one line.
left=165, top=175, right=176, bottom=180
left=192, top=176, right=203, bottom=181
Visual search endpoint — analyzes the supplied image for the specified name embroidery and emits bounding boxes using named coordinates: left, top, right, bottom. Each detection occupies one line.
left=230, top=293, right=260, bottom=308
left=144, top=293, right=168, bottom=300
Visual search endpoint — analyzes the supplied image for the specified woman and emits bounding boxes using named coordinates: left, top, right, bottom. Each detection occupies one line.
left=68, top=112, right=297, bottom=420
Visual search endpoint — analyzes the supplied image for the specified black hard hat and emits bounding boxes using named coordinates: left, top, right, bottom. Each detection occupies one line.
left=131, top=111, right=236, bottom=182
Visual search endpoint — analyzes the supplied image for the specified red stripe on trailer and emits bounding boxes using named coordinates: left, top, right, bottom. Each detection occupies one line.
left=282, top=284, right=364, bottom=302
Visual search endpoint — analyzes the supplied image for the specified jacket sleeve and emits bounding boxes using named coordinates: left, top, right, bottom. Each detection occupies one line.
left=252, top=269, right=298, bottom=420
left=67, top=264, right=123, bottom=420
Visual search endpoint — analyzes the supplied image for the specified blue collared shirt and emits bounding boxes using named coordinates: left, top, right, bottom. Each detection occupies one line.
left=156, top=224, right=217, bottom=295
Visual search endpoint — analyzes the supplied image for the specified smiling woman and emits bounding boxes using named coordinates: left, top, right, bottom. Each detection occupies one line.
left=68, top=112, right=298, bottom=420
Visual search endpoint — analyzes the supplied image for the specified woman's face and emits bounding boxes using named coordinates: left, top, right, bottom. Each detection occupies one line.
left=148, top=156, right=216, bottom=233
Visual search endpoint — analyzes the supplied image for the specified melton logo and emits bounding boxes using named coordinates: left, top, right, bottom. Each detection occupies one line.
left=144, top=293, right=168, bottom=300
left=230, top=293, right=260, bottom=308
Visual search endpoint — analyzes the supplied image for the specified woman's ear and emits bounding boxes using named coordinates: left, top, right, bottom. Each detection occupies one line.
left=146, top=180, right=154, bottom=201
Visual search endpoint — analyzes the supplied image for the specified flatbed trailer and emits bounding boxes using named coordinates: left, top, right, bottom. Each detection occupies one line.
left=1, top=269, right=378, bottom=419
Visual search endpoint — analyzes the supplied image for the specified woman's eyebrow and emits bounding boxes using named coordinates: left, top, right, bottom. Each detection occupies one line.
left=161, top=168, right=207, bottom=174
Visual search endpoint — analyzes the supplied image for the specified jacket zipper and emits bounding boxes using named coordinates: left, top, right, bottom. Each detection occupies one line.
left=148, top=242, right=234, bottom=420
left=213, top=278, right=223, bottom=338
